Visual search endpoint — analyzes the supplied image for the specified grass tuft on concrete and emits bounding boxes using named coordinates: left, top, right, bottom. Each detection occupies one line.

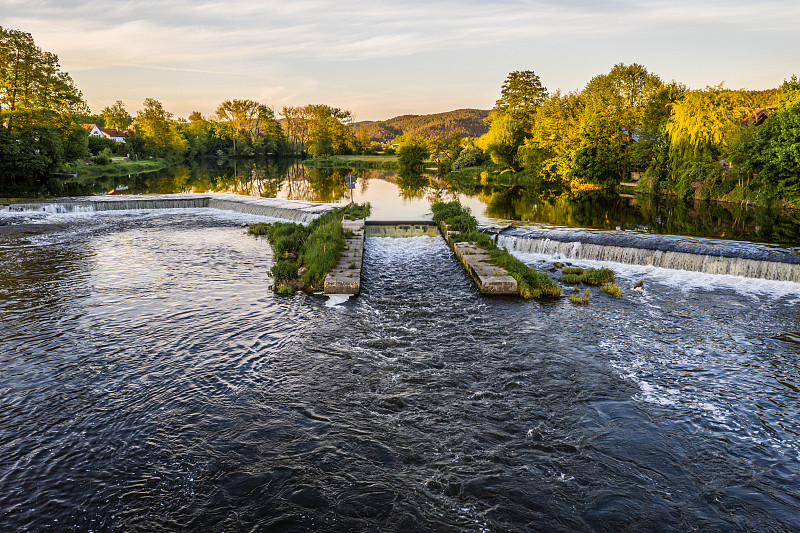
left=432, top=200, right=561, bottom=299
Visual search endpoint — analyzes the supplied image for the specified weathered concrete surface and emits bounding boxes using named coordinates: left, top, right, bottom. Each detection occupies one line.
left=439, top=225, right=518, bottom=295
left=364, top=220, right=438, bottom=238
left=11, top=193, right=338, bottom=224
left=324, top=219, right=365, bottom=295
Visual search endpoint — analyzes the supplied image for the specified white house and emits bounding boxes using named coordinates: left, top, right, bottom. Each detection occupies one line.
left=82, top=124, right=127, bottom=143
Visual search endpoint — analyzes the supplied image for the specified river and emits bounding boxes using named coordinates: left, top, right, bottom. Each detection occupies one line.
left=1, top=168, right=800, bottom=531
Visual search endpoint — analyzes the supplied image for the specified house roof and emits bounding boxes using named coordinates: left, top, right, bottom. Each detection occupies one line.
left=99, top=127, right=127, bottom=138
left=82, top=123, right=99, bottom=131
left=743, top=107, right=778, bottom=126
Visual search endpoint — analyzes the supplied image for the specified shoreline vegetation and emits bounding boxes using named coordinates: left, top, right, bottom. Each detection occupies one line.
left=2, top=27, right=798, bottom=211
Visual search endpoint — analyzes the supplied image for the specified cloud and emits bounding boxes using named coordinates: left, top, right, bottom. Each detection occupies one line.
left=3, top=0, right=798, bottom=118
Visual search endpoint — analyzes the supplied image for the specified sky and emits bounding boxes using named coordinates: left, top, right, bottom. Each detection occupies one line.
left=2, top=0, right=800, bottom=121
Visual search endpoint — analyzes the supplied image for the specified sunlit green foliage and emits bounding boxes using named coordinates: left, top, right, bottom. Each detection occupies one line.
left=432, top=200, right=561, bottom=299
left=582, top=267, right=615, bottom=285
left=250, top=204, right=369, bottom=293
left=100, top=101, right=132, bottom=131
left=396, top=135, right=429, bottom=168
left=560, top=273, right=583, bottom=284
left=569, top=288, right=592, bottom=305
left=600, top=283, right=623, bottom=297
left=480, top=114, right=526, bottom=172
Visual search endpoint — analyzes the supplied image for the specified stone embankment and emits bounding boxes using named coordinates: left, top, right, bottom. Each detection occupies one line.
left=323, top=219, right=365, bottom=295
left=440, top=226, right=518, bottom=295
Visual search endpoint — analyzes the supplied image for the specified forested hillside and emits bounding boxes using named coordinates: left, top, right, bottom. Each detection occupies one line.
left=354, top=109, right=489, bottom=142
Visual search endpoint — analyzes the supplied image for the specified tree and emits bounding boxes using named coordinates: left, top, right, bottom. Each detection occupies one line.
left=578, top=63, right=664, bottom=180
left=521, top=90, right=585, bottom=181
left=480, top=114, right=526, bottom=172
left=100, top=100, right=132, bottom=131
left=666, top=84, right=745, bottom=160
left=134, top=98, right=188, bottom=157
left=493, top=70, right=548, bottom=131
left=396, top=135, right=429, bottom=168
left=216, top=99, right=261, bottom=157
left=0, top=27, right=86, bottom=129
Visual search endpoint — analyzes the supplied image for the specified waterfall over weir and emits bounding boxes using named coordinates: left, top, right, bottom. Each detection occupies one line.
left=495, top=227, right=800, bottom=283
left=0, top=193, right=335, bottom=224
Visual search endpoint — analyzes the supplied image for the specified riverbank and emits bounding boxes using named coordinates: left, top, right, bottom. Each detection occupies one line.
left=71, top=157, right=177, bottom=181
left=302, top=155, right=400, bottom=170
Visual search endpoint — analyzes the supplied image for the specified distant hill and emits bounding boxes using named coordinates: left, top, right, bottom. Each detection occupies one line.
left=353, top=109, right=490, bottom=142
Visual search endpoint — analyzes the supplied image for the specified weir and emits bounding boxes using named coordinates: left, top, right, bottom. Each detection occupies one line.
left=0, top=193, right=336, bottom=224
left=4, top=194, right=800, bottom=285
left=494, top=227, right=800, bottom=283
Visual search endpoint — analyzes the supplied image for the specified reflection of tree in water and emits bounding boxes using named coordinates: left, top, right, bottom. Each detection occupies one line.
left=396, top=168, right=430, bottom=200
left=426, top=175, right=461, bottom=205
left=280, top=164, right=351, bottom=203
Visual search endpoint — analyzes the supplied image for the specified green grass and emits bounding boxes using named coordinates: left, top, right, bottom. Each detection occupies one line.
left=72, top=158, right=173, bottom=179
left=559, top=273, right=584, bottom=284
left=561, top=266, right=584, bottom=275
left=569, top=288, right=592, bottom=305
left=247, top=222, right=270, bottom=236
left=432, top=200, right=562, bottom=299
left=248, top=203, right=369, bottom=293
left=582, top=267, right=615, bottom=286
left=600, top=283, right=623, bottom=297
left=302, top=155, right=398, bottom=170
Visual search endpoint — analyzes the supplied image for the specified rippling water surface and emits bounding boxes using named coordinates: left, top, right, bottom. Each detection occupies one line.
left=1, top=210, right=800, bottom=531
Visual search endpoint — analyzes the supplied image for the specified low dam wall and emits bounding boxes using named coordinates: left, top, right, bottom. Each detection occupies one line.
left=0, top=193, right=337, bottom=224
left=364, top=220, right=438, bottom=238
left=494, top=227, right=800, bottom=283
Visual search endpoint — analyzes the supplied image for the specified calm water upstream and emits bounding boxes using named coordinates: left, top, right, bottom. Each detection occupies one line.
left=41, top=159, right=800, bottom=248
left=2, top=206, right=800, bottom=531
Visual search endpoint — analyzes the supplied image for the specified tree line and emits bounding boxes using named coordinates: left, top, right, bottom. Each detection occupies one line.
left=0, top=27, right=372, bottom=192
left=471, top=66, right=799, bottom=206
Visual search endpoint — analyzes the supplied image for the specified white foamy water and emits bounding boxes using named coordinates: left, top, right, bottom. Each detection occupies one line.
left=509, top=249, right=800, bottom=303
left=0, top=206, right=299, bottom=226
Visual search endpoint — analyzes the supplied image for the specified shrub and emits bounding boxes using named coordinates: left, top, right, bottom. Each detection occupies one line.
left=271, top=260, right=298, bottom=282
left=247, top=222, right=270, bottom=236
left=275, top=284, right=297, bottom=295
left=93, top=147, right=113, bottom=165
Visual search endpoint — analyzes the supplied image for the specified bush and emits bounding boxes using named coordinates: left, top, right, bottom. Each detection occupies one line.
left=92, top=147, right=113, bottom=165
left=271, top=260, right=298, bottom=282
left=452, top=146, right=486, bottom=170
left=247, top=222, right=270, bottom=236
left=275, top=284, right=297, bottom=295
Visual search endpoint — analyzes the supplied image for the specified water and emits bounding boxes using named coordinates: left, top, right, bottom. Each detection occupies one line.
left=16, top=159, right=800, bottom=245
left=2, top=209, right=800, bottom=531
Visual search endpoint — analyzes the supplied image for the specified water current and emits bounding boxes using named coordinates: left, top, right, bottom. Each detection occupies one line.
left=1, top=208, right=800, bottom=531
